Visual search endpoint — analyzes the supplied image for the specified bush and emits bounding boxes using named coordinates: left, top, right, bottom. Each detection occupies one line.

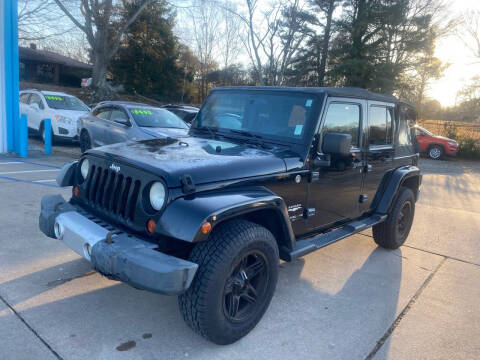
left=458, top=136, right=480, bottom=160
left=443, top=122, right=458, bottom=140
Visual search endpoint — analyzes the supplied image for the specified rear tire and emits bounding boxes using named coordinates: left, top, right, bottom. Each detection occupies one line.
left=373, top=186, right=415, bottom=249
left=80, top=130, right=92, bottom=153
left=428, top=145, right=443, bottom=160
left=178, top=219, right=279, bottom=345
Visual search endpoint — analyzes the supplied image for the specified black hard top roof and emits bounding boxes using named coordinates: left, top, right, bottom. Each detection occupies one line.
left=212, top=86, right=399, bottom=103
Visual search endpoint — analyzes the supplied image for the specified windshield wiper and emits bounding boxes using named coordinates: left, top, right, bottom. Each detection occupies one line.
left=226, top=129, right=271, bottom=149
left=228, top=129, right=263, bottom=139
left=192, top=125, right=220, bottom=139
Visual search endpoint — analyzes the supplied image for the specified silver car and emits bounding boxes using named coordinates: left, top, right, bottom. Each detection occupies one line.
left=78, top=101, right=189, bottom=152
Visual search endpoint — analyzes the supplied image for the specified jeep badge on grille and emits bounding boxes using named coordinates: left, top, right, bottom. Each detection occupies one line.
left=109, top=163, right=121, bottom=173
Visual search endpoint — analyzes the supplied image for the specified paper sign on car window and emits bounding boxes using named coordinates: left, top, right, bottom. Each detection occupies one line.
left=45, top=95, right=63, bottom=101
left=131, top=109, right=153, bottom=115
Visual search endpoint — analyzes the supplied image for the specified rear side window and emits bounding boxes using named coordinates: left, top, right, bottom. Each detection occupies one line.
left=29, top=94, right=44, bottom=110
left=369, top=106, right=393, bottom=146
left=322, top=103, right=361, bottom=147
left=20, top=93, right=30, bottom=104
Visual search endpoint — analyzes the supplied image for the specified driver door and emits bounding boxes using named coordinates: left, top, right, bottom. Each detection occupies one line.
left=307, top=98, right=366, bottom=231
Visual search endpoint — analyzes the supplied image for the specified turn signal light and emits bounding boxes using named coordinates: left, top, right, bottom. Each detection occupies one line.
left=147, top=219, right=156, bottom=234
left=73, top=186, right=79, bottom=197
left=201, top=221, right=212, bottom=234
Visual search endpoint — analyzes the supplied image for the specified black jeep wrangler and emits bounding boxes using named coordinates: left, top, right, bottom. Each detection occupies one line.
left=39, top=87, right=421, bottom=345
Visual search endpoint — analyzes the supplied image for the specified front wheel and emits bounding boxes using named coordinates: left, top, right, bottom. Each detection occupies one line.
left=178, top=220, right=279, bottom=345
left=373, top=186, right=415, bottom=249
left=428, top=145, right=443, bottom=160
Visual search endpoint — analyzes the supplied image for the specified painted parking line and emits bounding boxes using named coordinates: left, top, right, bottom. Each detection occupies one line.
left=0, top=169, right=58, bottom=175
left=0, top=175, right=60, bottom=188
left=0, top=158, right=62, bottom=169
left=33, top=179, right=57, bottom=183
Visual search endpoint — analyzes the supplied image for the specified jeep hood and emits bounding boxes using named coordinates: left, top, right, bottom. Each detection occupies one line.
left=88, top=137, right=290, bottom=187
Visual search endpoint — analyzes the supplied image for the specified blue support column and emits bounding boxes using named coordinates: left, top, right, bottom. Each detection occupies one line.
left=19, top=114, right=27, bottom=157
left=4, top=0, right=20, bottom=153
left=44, top=118, right=52, bottom=155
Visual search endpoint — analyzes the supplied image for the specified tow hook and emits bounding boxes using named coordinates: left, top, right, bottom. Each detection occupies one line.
left=106, top=230, right=121, bottom=244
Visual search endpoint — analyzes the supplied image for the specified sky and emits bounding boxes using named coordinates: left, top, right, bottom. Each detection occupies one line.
left=427, top=0, right=480, bottom=107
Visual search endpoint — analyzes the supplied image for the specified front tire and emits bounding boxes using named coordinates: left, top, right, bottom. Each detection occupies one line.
left=428, top=145, right=443, bottom=160
left=178, top=220, right=279, bottom=345
left=373, top=186, right=415, bottom=249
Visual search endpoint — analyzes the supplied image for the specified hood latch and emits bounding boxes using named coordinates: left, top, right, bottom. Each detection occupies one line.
left=180, top=174, right=196, bottom=194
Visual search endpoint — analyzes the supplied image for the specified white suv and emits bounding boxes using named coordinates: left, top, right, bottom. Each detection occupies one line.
left=19, top=90, right=90, bottom=142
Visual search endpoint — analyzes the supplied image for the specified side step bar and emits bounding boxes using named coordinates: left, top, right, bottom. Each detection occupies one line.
left=286, top=213, right=387, bottom=261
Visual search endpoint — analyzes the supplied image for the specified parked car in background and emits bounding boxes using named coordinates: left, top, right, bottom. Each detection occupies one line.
left=414, top=125, right=458, bottom=159
left=78, top=101, right=189, bottom=152
left=19, top=89, right=90, bottom=143
left=161, top=104, right=199, bottom=124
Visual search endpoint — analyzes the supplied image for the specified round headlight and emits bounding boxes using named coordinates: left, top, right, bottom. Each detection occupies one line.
left=80, top=159, right=89, bottom=180
left=149, top=182, right=166, bottom=211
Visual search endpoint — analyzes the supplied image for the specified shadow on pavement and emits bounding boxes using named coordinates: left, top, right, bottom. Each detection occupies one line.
left=0, top=246, right=402, bottom=359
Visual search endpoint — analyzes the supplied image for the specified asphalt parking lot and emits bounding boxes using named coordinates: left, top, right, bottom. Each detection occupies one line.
left=0, top=151, right=479, bottom=360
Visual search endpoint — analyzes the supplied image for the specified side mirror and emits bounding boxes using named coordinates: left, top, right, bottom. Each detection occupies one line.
left=321, top=133, right=352, bottom=156
left=113, top=118, right=129, bottom=126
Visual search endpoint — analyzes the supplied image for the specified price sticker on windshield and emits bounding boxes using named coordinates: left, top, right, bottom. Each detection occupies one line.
left=45, top=95, right=63, bottom=101
left=305, top=99, right=313, bottom=107
left=131, top=109, right=153, bottom=115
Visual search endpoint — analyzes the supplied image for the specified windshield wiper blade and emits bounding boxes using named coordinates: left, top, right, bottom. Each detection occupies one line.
left=193, top=126, right=219, bottom=139
left=226, top=129, right=271, bottom=149
left=228, top=129, right=263, bottom=139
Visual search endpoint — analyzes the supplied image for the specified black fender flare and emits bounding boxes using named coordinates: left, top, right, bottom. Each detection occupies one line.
left=157, top=186, right=295, bottom=249
left=375, top=165, right=421, bottom=214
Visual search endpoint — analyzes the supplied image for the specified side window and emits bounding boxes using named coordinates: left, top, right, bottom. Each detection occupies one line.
left=29, top=94, right=45, bottom=110
left=19, top=93, right=30, bottom=104
left=322, top=103, right=361, bottom=147
left=94, top=107, right=111, bottom=120
left=369, top=106, right=393, bottom=146
left=110, top=108, right=129, bottom=122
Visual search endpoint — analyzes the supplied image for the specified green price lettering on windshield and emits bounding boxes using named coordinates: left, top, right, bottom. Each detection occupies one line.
left=132, top=109, right=153, bottom=115
left=45, top=95, right=63, bottom=101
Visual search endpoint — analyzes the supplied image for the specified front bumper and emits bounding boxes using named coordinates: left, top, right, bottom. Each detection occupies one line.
left=39, top=195, right=198, bottom=295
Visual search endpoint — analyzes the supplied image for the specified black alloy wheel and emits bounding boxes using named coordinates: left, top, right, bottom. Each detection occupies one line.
left=223, top=250, right=269, bottom=322
left=179, top=219, right=279, bottom=345
left=372, top=186, right=415, bottom=249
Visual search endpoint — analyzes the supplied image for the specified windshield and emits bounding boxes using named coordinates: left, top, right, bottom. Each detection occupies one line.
left=44, top=95, right=89, bottom=111
left=128, top=107, right=189, bottom=129
left=193, top=91, right=319, bottom=142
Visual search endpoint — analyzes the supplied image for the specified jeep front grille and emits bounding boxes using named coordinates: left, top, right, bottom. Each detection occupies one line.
left=84, top=165, right=141, bottom=221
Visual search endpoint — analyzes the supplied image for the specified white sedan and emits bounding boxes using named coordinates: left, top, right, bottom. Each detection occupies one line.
left=19, top=89, right=90, bottom=143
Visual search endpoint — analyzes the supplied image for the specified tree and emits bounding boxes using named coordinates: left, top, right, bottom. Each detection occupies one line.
left=18, top=0, right=70, bottom=41
left=53, top=0, right=155, bottom=98
left=110, top=1, right=185, bottom=101
left=328, top=0, right=450, bottom=95
left=311, top=0, right=342, bottom=86
left=458, top=10, right=480, bottom=61
left=187, top=0, right=221, bottom=100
